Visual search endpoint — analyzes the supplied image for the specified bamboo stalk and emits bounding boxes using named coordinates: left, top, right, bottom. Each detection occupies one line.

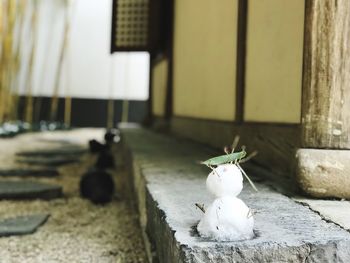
left=50, top=0, right=71, bottom=122
left=31, top=0, right=56, bottom=123
left=107, top=55, right=116, bottom=129
left=0, top=0, right=16, bottom=122
left=5, top=0, right=18, bottom=121
left=64, top=96, right=71, bottom=126
left=0, top=0, right=4, bottom=123
left=34, top=2, right=59, bottom=123
left=11, top=0, right=27, bottom=121
left=0, top=0, right=8, bottom=123
left=121, top=100, right=129, bottom=123
left=24, top=0, right=39, bottom=124
left=0, top=1, right=3, bottom=36
left=107, top=98, right=114, bottom=128
left=1, top=0, right=25, bottom=123
left=63, top=0, right=73, bottom=127
left=33, top=90, right=42, bottom=122
left=121, top=55, right=130, bottom=123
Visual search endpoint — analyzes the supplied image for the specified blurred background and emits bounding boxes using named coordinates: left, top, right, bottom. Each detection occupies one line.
left=1, top=0, right=150, bottom=128
left=0, top=0, right=305, bottom=130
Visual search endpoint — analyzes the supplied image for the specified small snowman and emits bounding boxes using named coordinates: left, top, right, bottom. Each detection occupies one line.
left=197, top=139, right=257, bottom=241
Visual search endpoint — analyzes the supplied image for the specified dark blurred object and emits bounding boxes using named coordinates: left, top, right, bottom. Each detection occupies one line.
left=96, top=151, right=115, bottom=169
left=89, top=128, right=120, bottom=153
left=80, top=168, right=115, bottom=204
left=104, top=128, right=120, bottom=143
left=88, top=139, right=109, bottom=153
left=110, top=0, right=172, bottom=53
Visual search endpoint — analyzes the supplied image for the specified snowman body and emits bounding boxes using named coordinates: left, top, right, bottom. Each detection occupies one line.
left=198, top=164, right=254, bottom=241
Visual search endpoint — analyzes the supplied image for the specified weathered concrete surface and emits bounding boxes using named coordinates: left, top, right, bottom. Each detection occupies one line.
left=296, top=148, right=350, bottom=199
left=0, top=214, right=49, bottom=237
left=295, top=198, right=350, bottom=231
left=122, top=128, right=350, bottom=263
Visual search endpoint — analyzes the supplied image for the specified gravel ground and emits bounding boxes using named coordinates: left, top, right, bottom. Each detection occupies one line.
left=0, top=129, right=147, bottom=263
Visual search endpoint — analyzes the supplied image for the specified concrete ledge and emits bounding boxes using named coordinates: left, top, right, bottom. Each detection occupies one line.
left=122, top=128, right=350, bottom=263
left=296, top=148, right=350, bottom=199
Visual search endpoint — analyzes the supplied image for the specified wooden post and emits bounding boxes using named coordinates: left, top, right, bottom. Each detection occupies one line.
left=297, top=0, right=350, bottom=198
left=301, top=0, right=350, bottom=149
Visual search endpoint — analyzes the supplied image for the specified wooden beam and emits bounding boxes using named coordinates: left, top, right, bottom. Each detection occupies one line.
left=301, top=0, right=350, bottom=149
left=171, top=116, right=300, bottom=191
left=144, top=54, right=154, bottom=126
left=235, top=0, right=248, bottom=123
left=164, top=0, right=174, bottom=120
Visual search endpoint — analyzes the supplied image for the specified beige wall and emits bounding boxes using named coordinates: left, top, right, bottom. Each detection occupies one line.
left=152, top=59, right=168, bottom=117
left=172, top=0, right=238, bottom=121
left=244, top=0, right=304, bottom=123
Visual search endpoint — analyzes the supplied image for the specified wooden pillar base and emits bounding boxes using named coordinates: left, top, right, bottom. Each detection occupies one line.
left=296, top=149, right=350, bottom=199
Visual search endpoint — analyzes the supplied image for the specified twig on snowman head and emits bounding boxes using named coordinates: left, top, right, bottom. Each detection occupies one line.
left=231, top=135, right=240, bottom=153
left=240, top=151, right=258, bottom=164
left=237, top=163, right=258, bottom=192
left=234, top=145, right=246, bottom=164
left=247, top=208, right=255, bottom=218
left=195, top=203, right=206, bottom=213
left=205, top=164, right=221, bottom=178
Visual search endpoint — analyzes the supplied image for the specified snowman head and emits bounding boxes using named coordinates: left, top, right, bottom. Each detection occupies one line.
left=206, top=164, right=243, bottom=197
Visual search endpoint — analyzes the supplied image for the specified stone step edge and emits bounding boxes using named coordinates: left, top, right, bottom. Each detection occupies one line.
left=121, top=129, right=350, bottom=263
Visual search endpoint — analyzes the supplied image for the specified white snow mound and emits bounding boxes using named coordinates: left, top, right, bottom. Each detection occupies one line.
left=206, top=164, right=243, bottom=197
left=197, top=196, right=254, bottom=241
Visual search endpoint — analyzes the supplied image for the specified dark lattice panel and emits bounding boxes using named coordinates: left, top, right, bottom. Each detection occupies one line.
left=115, top=0, right=149, bottom=48
left=111, top=0, right=168, bottom=52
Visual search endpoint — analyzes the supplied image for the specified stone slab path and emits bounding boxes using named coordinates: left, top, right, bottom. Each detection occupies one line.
left=0, top=214, right=49, bottom=237
left=0, top=169, right=59, bottom=177
left=16, top=156, right=80, bottom=166
left=0, top=181, right=62, bottom=200
left=0, top=129, right=147, bottom=263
